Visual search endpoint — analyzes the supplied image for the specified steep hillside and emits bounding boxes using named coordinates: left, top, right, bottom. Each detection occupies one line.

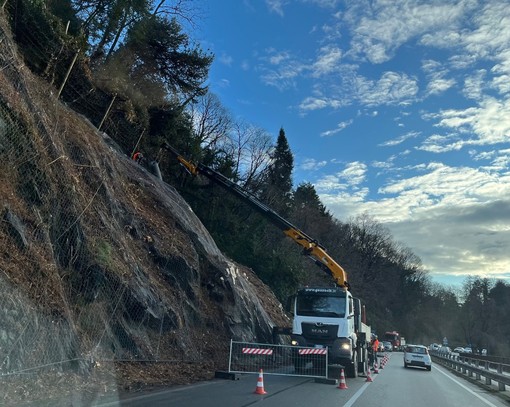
left=0, top=15, right=288, bottom=405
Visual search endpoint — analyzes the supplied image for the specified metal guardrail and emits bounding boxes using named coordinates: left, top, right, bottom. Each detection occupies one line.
left=431, top=351, right=510, bottom=392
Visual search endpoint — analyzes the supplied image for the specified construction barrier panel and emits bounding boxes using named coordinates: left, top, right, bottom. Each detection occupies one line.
left=228, top=340, right=328, bottom=378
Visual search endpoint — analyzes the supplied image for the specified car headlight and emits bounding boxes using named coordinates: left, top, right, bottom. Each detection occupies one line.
left=340, top=342, right=351, bottom=351
left=291, top=339, right=299, bottom=346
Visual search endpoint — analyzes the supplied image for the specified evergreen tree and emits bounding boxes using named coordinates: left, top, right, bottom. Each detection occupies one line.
left=108, top=16, right=213, bottom=102
left=290, top=182, right=335, bottom=272
left=262, top=128, right=294, bottom=215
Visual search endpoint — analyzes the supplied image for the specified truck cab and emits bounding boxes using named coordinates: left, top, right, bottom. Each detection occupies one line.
left=290, top=287, right=368, bottom=377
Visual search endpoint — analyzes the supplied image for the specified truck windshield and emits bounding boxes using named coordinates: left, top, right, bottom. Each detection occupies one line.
left=296, top=294, right=346, bottom=318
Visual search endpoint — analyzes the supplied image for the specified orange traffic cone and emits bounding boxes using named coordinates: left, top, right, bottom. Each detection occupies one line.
left=337, top=368, right=348, bottom=389
left=366, top=368, right=373, bottom=382
left=373, top=361, right=379, bottom=374
left=254, top=369, right=267, bottom=395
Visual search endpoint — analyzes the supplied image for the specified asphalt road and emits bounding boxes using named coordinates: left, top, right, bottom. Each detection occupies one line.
left=96, top=354, right=509, bottom=407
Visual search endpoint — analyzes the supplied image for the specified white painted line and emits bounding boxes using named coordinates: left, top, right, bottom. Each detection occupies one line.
left=435, top=366, right=500, bottom=407
left=343, top=377, right=376, bottom=407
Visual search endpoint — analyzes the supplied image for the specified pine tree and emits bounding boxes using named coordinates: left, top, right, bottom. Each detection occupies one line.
left=291, top=182, right=331, bottom=233
left=262, top=127, right=294, bottom=215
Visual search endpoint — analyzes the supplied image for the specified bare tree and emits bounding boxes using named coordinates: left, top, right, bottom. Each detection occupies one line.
left=188, top=93, right=233, bottom=151
left=225, top=120, right=272, bottom=190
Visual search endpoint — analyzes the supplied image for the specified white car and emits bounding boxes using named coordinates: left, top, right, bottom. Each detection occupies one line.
left=464, top=347, right=473, bottom=353
left=404, top=345, right=432, bottom=371
left=429, top=343, right=440, bottom=351
left=383, top=341, right=393, bottom=352
left=438, top=346, right=451, bottom=354
left=453, top=347, right=464, bottom=353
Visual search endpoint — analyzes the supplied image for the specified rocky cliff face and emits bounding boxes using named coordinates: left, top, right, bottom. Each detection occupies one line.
left=0, top=16, right=288, bottom=404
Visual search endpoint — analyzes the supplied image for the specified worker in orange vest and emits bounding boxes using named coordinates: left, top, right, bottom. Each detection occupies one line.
left=371, top=335, right=380, bottom=367
left=132, top=151, right=143, bottom=163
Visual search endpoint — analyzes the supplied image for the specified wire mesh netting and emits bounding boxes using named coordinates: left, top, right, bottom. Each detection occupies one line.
left=0, top=89, right=206, bottom=401
left=0, top=3, right=234, bottom=403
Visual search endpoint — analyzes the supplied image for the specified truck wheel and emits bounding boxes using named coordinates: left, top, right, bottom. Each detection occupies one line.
left=345, top=351, right=358, bottom=378
left=358, top=357, right=368, bottom=375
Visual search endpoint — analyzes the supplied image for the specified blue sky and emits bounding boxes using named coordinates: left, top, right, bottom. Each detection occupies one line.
left=195, top=0, right=510, bottom=288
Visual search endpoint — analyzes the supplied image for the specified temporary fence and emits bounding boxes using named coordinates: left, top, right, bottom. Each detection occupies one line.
left=228, top=340, right=328, bottom=378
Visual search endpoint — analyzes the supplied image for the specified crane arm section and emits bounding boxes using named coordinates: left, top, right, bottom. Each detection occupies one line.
left=162, top=144, right=349, bottom=290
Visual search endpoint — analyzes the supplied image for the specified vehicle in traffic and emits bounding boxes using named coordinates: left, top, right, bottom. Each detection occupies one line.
left=429, top=343, right=440, bottom=351
left=438, top=346, right=451, bottom=355
left=453, top=347, right=465, bottom=353
left=383, top=331, right=402, bottom=351
left=464, top=347, right=473, bottom=353
left=404, top=345, right=432, bottom=371
left=383, top=341, right=393, bottom=352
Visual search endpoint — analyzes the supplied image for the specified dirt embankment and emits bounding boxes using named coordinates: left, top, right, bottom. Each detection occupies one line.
left=0, top=14, right=289, bottom=405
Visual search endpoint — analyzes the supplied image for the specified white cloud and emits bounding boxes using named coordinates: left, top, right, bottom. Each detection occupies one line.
left=461, top=1, right=510, bottom=59
left=299, top=96, right=344, bottom=112
left=315, top=160, right=510, bottom=281
left=355, top=72, right=419, bottom=106
left=421, top=59, right=441, bottom=74
left=341, top=161, right=367, bottom=186
left=378, top=162, right=509, bottom=204
left=435, top=97, right=510, bottom=145
left=315, top=161, right=367, bottom=193
left=218, top=79, right=230, bottom=88
left=260, top=64, right=304, bottom=90
left=300, top=158, right=328, bottom=170
left=311, top=46, right=342, bottom=77
left=304, top=0, right=341, bottom=7
left=421, top=58, right=456, bottom=96
left=269, top=51, right=291, bottom=65
left=219, top=53, right=233, bottom=66
left=427, top=77, right=456, bottom=96
left=387, top=204, right=510, bottom=280
left=380, top=131, right=420, bottom=147
left=463, top=70, right=487, bottom=100
left=320, top=119, right=353, bottom=137
left=265, top=0, right=288, bottom=16
left=491, top=75, right=510, bottom=95
left=345, top=0, right=472, bottom=63
left=259, top=49, right=306, bottom=90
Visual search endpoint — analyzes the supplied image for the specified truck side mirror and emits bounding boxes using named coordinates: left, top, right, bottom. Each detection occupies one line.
left=285, top=295, right=295, bottom=312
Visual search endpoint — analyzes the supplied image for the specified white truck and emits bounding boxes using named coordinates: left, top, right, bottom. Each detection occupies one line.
left=290, top=287, right=371, bottom=377
left=164, top=145, right=372, bottom=378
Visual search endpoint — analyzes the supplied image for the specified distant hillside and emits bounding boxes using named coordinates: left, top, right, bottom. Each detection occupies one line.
left=0, top=14, right=288, bottom=405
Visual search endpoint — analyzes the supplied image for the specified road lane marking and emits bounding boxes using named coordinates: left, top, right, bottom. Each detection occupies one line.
left=343, top=376, right=377, bottom=407
left=435, top=366, right=500, bottom=407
